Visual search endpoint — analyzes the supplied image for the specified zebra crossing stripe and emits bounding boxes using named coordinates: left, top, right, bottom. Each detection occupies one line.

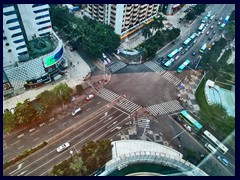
left=162, top=72, right=181, bottom=86
left=144, top=61, right=165, bottom=72
left=108, top=62, right=127, bottom=73
left=97, top=88, right=120, bottom=102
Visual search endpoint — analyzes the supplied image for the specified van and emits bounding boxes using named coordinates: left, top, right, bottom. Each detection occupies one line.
left=72, top=108, right=81, bottom=116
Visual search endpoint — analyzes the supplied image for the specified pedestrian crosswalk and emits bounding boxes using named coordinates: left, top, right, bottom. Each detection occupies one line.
left=135, top=119, right=150, bottom=128
left=115, top=98, right=141, bottom=114
left=146, top=100, right=183, bottom=116
left=108, top=61, right=127, bottom=73
left=97, top=88, right=120, bottom=102
left=144, top=61, right=165, bottom=74
left=162, top=71, right=181, bottom=86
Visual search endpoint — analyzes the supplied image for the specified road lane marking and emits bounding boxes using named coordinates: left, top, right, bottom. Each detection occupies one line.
left=62, top=122, right=67, bottom=126
left=29, top=128, right=35, bottom=133
left=18, top=145, right=24, bottom=150
left=3, top=154, right=8, bottom=158
left=30, top=130, right=40, bottom=136
left=48, top=121, right=57, bottom=126
left=17, top=134, right=24, bottom=139
left=48, top=129, right=54, bottom=133
left=86, top=108, right=91, bottom=111
left=10, top=140, right=21, bottom=146
left=97, top=102, right=101, bottom=104
left=34, top=137, right=39, bottom=141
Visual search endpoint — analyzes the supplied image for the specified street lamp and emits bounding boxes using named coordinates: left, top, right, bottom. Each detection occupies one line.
left=208, top=85, right=222, bottom=108
left=169, top=129, right=186, bottom=146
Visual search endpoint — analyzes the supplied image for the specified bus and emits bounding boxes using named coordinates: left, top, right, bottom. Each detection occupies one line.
left=198, top=23, right=205, bottom=32
left=205, top=143, right=217, bottom=153
left=177, top=60, right=191, bottom=73
left=183, top=38, right=192, bottom=47
left=203, top=130, right=229, bottom=154
left=224, top=15, right=230, bottom=23
left=199, top=43, right=207, bottom=53
left=164, top=58, right=174, bottom=68
left=220, top=23, right=226, bottom=29
left=167, top=49, right=179, bottom=59
left=179, top=110, right=203, bottom=131
left=190, top=33, right=198, bottom=40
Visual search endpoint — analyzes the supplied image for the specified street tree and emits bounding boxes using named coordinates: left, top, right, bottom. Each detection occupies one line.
left=185, top=12, right=196, bottom=21
left=150, top=14, right=167, bottom=31
left=76, top=84, right=84, bottom=95
left=3, top=110, right=15, bottom=133
left=141, top=24, right=152, bottom=39
left=194, top=4, right=206, bottom=15
left=14, top=99, right=37, bottom=125
left=224, top=21, right=235, bottom=40
left=51, top=83, right=73, bottom=105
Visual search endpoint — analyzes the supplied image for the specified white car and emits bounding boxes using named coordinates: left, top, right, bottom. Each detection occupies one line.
left=85, top=94, right=95, bottom=101
left=210, top=25, right=214, bottom=29
left=106, top=58, right=111, bottom=64
left=72, top=108, right=81, bottom=116
left=183, top=124, right=192, bottom=132
left=178, top=47, right=183, bottom=52
left=206, top=31, right=210, bottom=35
left=175, top=55, right=180, bottom=60
left=102, top=53, right=107, bottom=59
left=57, top=142, right=70, bottom=152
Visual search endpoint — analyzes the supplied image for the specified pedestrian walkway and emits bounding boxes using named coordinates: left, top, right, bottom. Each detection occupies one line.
left=134, top=119, right=150, bottom=128
left=96, top=88, right=120, bottom=102
left=162, top=71, right=181, bottom=86
left=108, top=61, right=127, bottom=73
left=146, top=100, right=183, bottom=116
left=115, top=98, right=142, bottom=114
left=144, top=61, right=165, bottom=74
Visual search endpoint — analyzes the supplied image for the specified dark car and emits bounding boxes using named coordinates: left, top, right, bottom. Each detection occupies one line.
left=213, top=31, right=216, bottom=34
left=208, top=36, right=213, bottom=40
left=173, top=115, right=182, bottom=123
left=181, top=50, right=186, bottom=55
left=157, top=57, right=164, bottom=63
left=161, top=59, right=168, bottom=65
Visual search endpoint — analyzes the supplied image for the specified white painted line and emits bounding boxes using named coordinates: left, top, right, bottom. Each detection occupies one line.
left=97, top=102, right=101, bottom=104
left=48, top=129, right=54, bottom=133
left=30, top=130, right=40, bottom=136
left=62, top=122, right=67, bottom=126
left=34, top=137, right=39, bottom=141
left=29, top=128, right=35, bottom=133
left=3, top=154, right=8, bottom=158
left=48, top=120, right=57, bottom=126
left=39, top=123, right=45, bottom=127
left=86, top=108, right=91, bottom=111
left=18, top=145, right=24, bottom=150
left=10, top=140, right=20, bottom=146
left=49, top=117, right=55, bottom=122
left=17, top=134, right=24, bottom=139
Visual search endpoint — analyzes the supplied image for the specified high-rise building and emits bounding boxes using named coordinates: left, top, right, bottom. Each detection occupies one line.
left=85, top=4, right=160, bottom=37
left=3, top=4, right=65, bottom=97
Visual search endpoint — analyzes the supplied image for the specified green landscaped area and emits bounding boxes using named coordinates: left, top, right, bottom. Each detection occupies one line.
left=27, top=35, right=58, bottom=59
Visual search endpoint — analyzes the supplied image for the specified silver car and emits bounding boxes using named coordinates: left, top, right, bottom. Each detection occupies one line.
left=57, top=142, right=70, bottom=152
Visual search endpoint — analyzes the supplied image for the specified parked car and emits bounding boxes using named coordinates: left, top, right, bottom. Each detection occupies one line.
left=72, top=108, right=81, bottom=116
left=183, top=124, right=192, bottom=132
left=57, top=142, right=70, bottom=152
left=85, top=94, right=95, bottom=101
left=210, top=25, right=214, bottom=29
left=217, top=156, right=229, bottom=166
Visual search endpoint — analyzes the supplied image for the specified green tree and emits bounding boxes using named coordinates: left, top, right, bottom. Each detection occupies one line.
left=76, top=84, right=84, bottom=95
left=51, top=83, right=73, bottom=105
left=224, top=21, right=235, bottom=40
left=141, top=24, right=152, bottom=39
left=14, top=99, right=37, bottom=125
left=3, top=110, right=15, bottom=133
left=185, top=12, right=196, bottom=21
left=194, top=4, right=206, bottom=15
left=150, top=14, right=167, bottom=31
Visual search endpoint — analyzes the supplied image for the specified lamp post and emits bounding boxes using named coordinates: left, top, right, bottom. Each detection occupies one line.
left=208, top=85, right=222, bottom=108
left=169, top=129, right=186, bottom=146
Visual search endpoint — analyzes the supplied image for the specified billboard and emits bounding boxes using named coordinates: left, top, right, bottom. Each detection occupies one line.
left=43, top=43, right=63, bottom=68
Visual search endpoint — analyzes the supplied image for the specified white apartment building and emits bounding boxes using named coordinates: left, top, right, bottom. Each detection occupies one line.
left=85, top=4, right=159, bottom=37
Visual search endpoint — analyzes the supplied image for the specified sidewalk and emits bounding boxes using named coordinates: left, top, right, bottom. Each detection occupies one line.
left=3, top=44, right=92, bottom=111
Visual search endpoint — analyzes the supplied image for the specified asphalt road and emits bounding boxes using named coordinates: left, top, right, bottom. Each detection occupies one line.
left=4, top=106, right=131, bottom=176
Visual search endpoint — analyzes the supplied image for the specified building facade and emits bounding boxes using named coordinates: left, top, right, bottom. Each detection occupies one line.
left=85, top=4, right=160, bottom=37
left=3, top=4, right=65, bottom=97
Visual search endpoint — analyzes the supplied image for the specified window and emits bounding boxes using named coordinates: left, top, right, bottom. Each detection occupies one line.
left=8, top=25, right=20, bottom=30
left=35, top=14, right=49, bottom=20
left=6, top=18, right=18, bottom=24
left=11, top=32, right=23, bottom=38
left=36, top=20, right=51, bottom=25
left=32, top=4, right=45, bottom=8
left=5, top=43, right=10, bottom=46
left=13, top=39, right=24, bottom=43
left=38, top=25, right=51, bottom=31
left=33, top=8, right=49, bottom=14
left=16, top=45, right=27, bottom=50
left=3, top=10, right=16, bottom=16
